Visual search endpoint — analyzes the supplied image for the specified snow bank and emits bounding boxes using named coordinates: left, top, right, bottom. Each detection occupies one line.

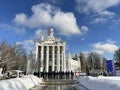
left=0, top=75, right=42, bottom=90
left=79, top=76, right=120, bottom=90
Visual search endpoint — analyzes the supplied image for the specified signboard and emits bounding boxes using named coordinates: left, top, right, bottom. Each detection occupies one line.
left=106, top=60, right=115, bottom=76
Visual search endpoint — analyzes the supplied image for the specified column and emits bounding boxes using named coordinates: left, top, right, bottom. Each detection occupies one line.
left=40, top=46, right=44, bottom=72
left=46, top=46, right=49, bottom=72
left=35, top=45, right=38, bottom=71
left=52, top=46, right=55, bottom=71
left=63, top=46, right=66, bottom=72
left=57, top=46, right=60, bottom=71
left=35, top=45, right=38, bottom=62
left=61, top=46, right=64, bottom=71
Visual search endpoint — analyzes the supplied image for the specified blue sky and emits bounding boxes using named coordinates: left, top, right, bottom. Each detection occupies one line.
left=0, top=0, right=120, bottom=59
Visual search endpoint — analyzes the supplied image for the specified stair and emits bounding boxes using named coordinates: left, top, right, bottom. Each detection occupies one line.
left=40, top=79, right=79, bottom=85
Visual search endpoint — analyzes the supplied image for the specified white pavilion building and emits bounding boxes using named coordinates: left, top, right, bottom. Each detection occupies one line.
left=35, top=28, right=81, bottom=72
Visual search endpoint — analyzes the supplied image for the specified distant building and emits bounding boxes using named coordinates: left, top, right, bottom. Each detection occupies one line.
left=35, top=28, right=81, bottom=72
left=67, top=53, right=81, bottom=72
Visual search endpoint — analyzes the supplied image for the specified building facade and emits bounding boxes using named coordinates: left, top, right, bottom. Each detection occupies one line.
left=67, top=53, right=81, bottom=72
left=35, top=28, right=66, bottom=72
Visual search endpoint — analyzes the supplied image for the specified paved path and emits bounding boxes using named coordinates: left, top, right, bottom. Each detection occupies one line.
left=30, top=79, right=88, bottom=90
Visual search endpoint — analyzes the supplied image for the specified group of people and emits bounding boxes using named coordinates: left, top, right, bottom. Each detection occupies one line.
left=34, top=71, right=74, bottom=79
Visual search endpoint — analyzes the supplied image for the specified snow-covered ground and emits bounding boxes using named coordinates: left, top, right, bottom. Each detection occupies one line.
left=79, top=76, right=120, bottom=90
left=0, top=75, right=42, bottom=90
left=1, top=75, right=120, bottom=90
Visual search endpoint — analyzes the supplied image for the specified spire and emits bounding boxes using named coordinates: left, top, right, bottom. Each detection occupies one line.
left=48, top=28, right=54, bottom=37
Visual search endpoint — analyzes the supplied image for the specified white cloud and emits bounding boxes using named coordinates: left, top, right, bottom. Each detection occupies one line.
left=43, top=0, right=61, bottom=5
left=88, top=0, right=120, bottom=12
left=98, top=11, right=115, bottom=16
left=106, top=39, right=116, bottom=44
left=91, top=11, right=115, bottom=23
left=109, top=19, right=120, bottom=29
left=16, top=28, right=49, bottom=53
left=34, top=29, right=48, bottom=39
left=80, top=26, right=89, bottom=34
left=0, top=23, right=26, bottom=34
left=93, top=49, right=105, bottom=55
left=91, top=40, right=118, bottom=54
left=76, top=0, right=120, bottom=23
left=13, top=3, right=86, bottom=36
left=76, top=0, right=120, bottom=14
left=81, top=38, right=85, bottom=41
left=14, top=13, right=28, bottom=25
left=16, top=40, right=34, bottom=53
left=82, top=51, right=89, bottom=54
left=92, top=17, right=107, bottom=23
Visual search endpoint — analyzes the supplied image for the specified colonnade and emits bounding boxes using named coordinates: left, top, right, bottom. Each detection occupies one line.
left=36, top=45, right=66, bottom=72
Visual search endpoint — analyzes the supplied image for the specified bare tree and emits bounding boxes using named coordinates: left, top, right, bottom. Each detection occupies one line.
left=101, top=58, right=107, bottom=72
left=87, top=52, right=102, bottom=75
left=114, top=48, right=120, bottom=67
left=87, top=53, right=93, bottom=71
left=27, top=51, right=35, bottom=71
left=0, top=41, right=14, bottom=72
left=0, top=41, right=27, bottom=73
left=13, top=44, right=27, bottom=71
left=79, top=52, right=87, bottom=72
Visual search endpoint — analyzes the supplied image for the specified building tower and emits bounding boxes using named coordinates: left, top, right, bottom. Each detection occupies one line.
left=35, top=28, right=66, bottom=72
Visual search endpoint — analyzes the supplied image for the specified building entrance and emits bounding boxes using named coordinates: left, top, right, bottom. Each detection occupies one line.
left=49, top=66, right=52, bottom=72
